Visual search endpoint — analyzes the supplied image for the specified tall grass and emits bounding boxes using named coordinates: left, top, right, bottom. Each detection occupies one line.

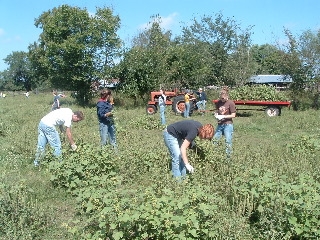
left=0, top=92, right=320, bottom=239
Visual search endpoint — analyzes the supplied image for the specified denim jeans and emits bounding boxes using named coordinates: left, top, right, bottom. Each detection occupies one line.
left=163, top=130, right=186, bottom=177
left=99, top=122, right=117, bottom=149
left=159, top=105, right=166, bottom=125
left=196, top=100, right=206, bottom=111
left=213, top=123, right=234, bottom=156
left=184, top=102, right=190, bottom=118
left=34, top=121, right=61, bottom=166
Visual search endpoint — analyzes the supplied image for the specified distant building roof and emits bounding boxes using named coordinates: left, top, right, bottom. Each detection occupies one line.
left=249, top=75, right=292, bottom=84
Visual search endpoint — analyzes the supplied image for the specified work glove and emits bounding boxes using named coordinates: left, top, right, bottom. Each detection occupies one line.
left=185, top=163, right=194, bottom=173
left=71, top=144, right=77, bottom=151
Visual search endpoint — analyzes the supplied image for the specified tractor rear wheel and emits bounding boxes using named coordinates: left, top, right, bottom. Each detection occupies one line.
left=146, top=105, right=157, bottom=115
left=172, top=95, right=185, bottom=115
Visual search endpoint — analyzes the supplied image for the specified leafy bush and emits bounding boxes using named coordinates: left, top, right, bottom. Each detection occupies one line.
left=2, top=91, right=320, bottom=239
left=48, top=142, right=120, bottom=194
left=70, top=183, right=251, bottom=240
left=291, top=94, right=313, bottom=111
left=229, top=85, right=290, bottom=101
left=286, top=134, right=320, bottom=157
left=232, top=169, right=320, bottom=239
left=0, top=181, right=49, bottom=239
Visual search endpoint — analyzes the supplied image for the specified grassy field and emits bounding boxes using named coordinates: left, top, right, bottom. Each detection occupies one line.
left=0, top=92, right=320, bottom=239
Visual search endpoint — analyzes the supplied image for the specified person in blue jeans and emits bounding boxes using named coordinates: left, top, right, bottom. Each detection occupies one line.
left=184, top=90, right=190, bottom=118
left=213, top=88, right=236, bottom=157
left=158, top=89, right=166, bottom=125
left=163, top=120, right=214, bottom=178
left=51, top=90, right=66, bottom=111
left=195, top=88, right=207, bottom=114
left=97, top=89, right=117, bottom=150
left=34, top=108, right=84, bottom=166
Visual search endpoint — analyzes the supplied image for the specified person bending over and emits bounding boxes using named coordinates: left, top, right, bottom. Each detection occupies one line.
left=163, top=120, right=214, bottom=178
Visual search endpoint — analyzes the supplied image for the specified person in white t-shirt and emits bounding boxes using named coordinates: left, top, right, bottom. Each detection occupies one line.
left=34, top=108, right=84, bottom=166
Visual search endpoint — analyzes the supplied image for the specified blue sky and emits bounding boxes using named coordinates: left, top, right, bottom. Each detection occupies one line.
left=1, top=0, right=319, bottom=71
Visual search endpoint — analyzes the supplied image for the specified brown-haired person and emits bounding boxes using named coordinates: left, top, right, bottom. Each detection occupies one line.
left=213, top=89, right=236, bottom=158
left=97, top=89, right=117, bottom=150
left=163, top=120, right=214, bottom=178
left=34, top=108, right=84, bottom=166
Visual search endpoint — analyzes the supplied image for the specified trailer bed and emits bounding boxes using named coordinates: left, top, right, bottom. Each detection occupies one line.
left=212, top=99, right=291, bottom=116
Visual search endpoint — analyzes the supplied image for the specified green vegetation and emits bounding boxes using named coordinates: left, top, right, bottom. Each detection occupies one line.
left=2, top=6, right=320, bottom=106
left=1, top=92, right=320, bottom=239
left=229, top=85, right=290, bottom=101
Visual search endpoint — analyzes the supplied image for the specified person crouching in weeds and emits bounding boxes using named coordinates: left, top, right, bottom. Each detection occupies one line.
left=163, top=120, right=214, bottom=178
left=96, top=89, right=117, bottom=150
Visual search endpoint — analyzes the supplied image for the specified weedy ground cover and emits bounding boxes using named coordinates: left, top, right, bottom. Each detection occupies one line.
left=0, top=92, right=320, bottom=239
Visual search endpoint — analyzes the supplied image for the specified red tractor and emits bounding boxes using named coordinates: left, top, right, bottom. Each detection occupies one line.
left=146, top=88, right=198, bottom=115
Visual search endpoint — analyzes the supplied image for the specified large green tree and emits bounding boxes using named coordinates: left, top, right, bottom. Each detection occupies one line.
left=117, top=12, right=254, bottom=100
left=250, top=43, right=300, bottom=77
left=2, top=51, right=33, bottom=91
left=176, top=13, right=253, bottom=87
left=297, top=29, right=320, bottom=91
left=116, top=17, right=173, bottom=102
left=30, top=5, right=121, bottom=104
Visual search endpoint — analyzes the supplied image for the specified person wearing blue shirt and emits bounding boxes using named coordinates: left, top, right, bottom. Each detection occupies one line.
left=96, top=89, right=117, bottom=150
left=196, top=88, right=207, bottom=114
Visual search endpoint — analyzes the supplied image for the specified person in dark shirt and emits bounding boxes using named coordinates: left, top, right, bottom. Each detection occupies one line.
left=163, top=120, right=214, bottom=177
left=195, top=88, right=207, bottom=114
left=96, top=89, right=117, bottom=150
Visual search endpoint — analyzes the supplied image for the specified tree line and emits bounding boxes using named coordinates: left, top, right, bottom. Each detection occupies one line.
left=0, top=5, right=319, bottom=106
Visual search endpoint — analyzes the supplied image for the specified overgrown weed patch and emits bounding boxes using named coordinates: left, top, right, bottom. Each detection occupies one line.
left=0, top=93, right=320, bottom=239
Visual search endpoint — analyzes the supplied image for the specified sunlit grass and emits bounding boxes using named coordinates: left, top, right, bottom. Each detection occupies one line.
left=0, top=92, right=320, bottom=239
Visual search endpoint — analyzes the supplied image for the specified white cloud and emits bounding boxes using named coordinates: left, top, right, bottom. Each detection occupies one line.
left=139, top=12, right=179, bottom=31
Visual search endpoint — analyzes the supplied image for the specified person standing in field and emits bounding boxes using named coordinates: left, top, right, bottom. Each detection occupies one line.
left=184, top=90, right=190, bottom=118
left=34, top=108, right=84, bottom=166
left=213, top=88, right=236, bottom=158
left=51, top=90, right=66, bottom=111
left=158, top=89, right=167, bottom=125
left=163, top=120, right=214, bottom=178
left=96, top=89, right=117, bottom=150
left=196, top=88, right=207, bottom=114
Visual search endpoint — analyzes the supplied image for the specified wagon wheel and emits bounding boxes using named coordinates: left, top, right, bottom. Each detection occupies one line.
left=265, top=106, right=281, bottom=117
left=146, top=105, right=157, bottom=115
